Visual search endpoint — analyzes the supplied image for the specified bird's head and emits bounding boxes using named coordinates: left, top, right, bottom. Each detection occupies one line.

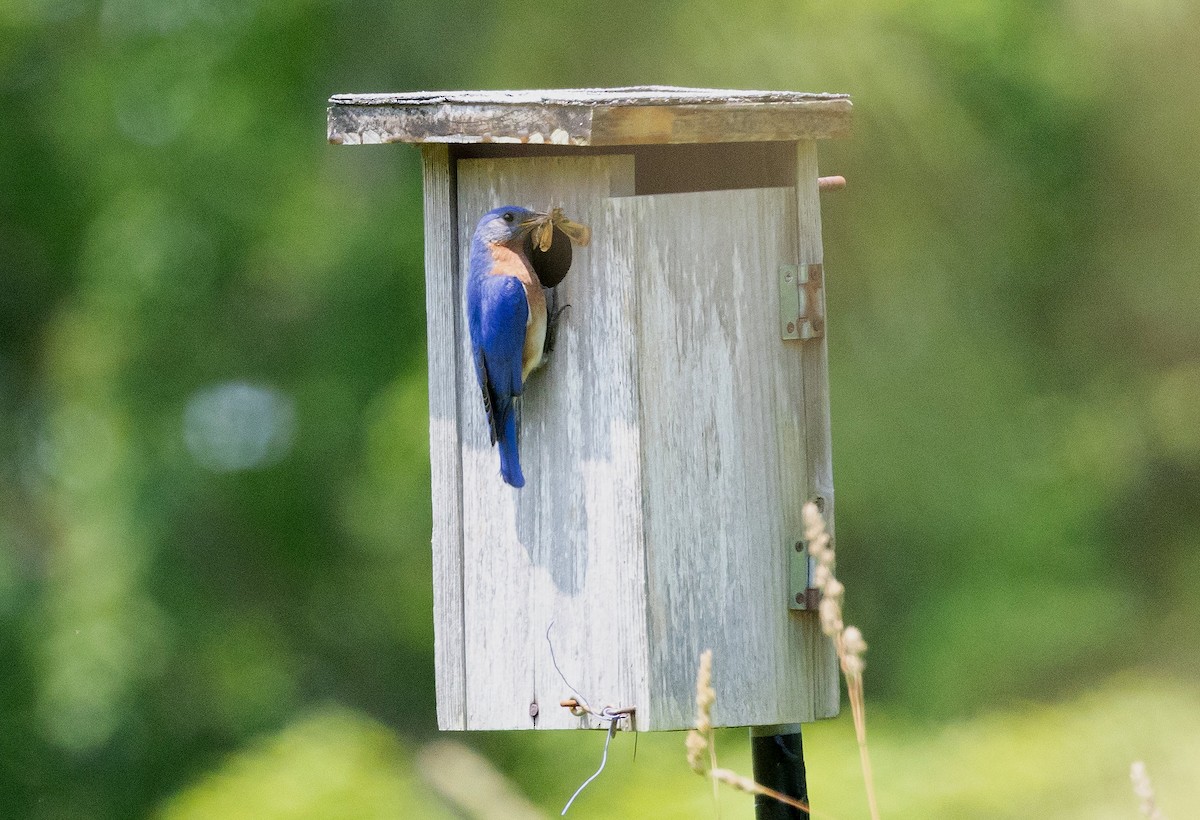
left=473, top=206, right=543, bottom=246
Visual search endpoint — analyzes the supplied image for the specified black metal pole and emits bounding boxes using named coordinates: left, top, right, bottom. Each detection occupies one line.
left=750, top=724, right=809, bottom=819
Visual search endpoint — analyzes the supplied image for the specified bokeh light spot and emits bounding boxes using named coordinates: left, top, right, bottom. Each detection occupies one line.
left=184, top=382, right=295, bottom=473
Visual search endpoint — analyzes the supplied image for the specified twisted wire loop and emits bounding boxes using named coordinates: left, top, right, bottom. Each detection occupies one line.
left=559, top=699, right=636, bottom=722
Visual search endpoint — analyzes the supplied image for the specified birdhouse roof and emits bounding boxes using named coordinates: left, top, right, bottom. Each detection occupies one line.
left=327, top=85, right=851, bottom=146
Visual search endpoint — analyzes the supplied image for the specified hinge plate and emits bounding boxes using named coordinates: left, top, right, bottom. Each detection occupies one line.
left=779, top=263, right=826, bottom=341
left=789, top=538, right=819, bottom=611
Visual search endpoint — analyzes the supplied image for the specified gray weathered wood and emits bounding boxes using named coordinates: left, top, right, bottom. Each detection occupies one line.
left=422, top=145, right=467, bottom=730
left=589, top=103, right=850, bottom=146
left=795, top=144, right=836, bottom=526
left=441, top=175, right=840, bottom=730
left=420, top=138, right=843, bottom=732
left=328, top=86, right=851, bottom=146
left=454, top=155, right=644, bottom=731
left=796, top=142, right=834, bottom=509
left=332, top=86, right=849, bottom=107
left=611, top=187, right=840, bottom=728
left=795, top=142, right=840, bottom=703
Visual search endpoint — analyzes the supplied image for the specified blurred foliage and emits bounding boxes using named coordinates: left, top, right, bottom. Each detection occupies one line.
left=2, top=0, right=1199, bottom=816
left=162, top=676, right=1200, bottom=818
left=159, top=708, right=452, bottom=820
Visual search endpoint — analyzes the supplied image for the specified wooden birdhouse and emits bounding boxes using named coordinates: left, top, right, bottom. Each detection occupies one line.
left=327, top=87, right=852, bottom=732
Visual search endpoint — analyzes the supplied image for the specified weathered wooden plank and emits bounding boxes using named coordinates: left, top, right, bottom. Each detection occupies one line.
left=589, top=102, right=852, bottom=145
left=329, top=103, right=593, bottom=146
left=454, top=155, right=644, bottom=731
left=328, top=86, right=852, bottom=146
left=612, top=186, right=838, bottom=729
left=331, top=86, right=849, bottom=107
left=795, top=141, right=841, bottom=715
left=795, top=143, right=836, bottom=531
left=422, top=145, right=467, bottom=730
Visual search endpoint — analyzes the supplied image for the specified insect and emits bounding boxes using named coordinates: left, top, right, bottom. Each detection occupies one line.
left=526, top=207, right=591, bottom=288
left=533, top=206, right=591, bottom=251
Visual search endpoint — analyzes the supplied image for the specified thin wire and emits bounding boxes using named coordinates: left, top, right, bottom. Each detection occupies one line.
left=545, top=620, right=592, bottom=713
left=546, top=620, right=631, bottom=813
left=561, top=718, right=617, bottom=816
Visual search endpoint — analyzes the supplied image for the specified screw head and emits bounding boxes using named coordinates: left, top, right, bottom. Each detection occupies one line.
left=786, top=321, right=796, bottom=334
left=795, top=593, right=804, bottom=605
left=529, top=702, right=539, bottom=718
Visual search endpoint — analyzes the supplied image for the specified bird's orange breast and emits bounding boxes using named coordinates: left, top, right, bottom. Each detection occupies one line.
left=488, top=242, right=547, bottom=381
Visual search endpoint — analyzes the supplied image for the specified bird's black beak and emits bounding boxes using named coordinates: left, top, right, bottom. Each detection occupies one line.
left=518, top=211, right=549, bottom=233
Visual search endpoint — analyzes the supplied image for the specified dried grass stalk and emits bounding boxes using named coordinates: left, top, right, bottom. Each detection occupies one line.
left=1131, top=761, right=1165, bottom=819
left=803, top=501, right=879, bottom=820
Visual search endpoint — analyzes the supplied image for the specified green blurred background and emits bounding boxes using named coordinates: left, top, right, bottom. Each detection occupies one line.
left=3, top=0, right=1199, bottom=817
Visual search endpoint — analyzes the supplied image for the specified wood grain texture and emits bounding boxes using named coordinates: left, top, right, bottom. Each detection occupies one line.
left=433, top=148, right=840, bottom=731
left=610, top=187, right=840, bottom=728
left=795, top=141, right=841, bottom=713
left=422, top=145, right=467, bottom=730
left=328, top=87, right=852, bottom=147
left=453, top=155, right=644, bottom=731
left=330, top=103, right=592, bottom=146
left=796, top=143, right=836, bottom=526
left=589, top=102, right=851, bottom=145
left=331, top=87, right=849, bottom=106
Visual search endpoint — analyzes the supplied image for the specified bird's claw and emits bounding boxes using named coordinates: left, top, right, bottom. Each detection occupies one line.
left=544, top=300, right=572, bottom=357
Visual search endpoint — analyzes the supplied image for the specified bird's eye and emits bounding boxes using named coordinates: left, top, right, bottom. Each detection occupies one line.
left=503, top=212, right=514, bottom=222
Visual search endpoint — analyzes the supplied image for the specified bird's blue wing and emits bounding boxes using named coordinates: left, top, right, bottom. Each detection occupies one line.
left=477, top=274, right=529, bottom=398
left=472, top=275, right=529, bottom=487
left=471, top=274, right=528, bottom=443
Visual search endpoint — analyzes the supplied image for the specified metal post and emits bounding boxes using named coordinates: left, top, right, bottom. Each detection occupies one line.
left=750, top=724, right=809, bottom=819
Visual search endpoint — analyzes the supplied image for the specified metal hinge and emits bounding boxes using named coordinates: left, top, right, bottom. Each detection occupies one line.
left=779, top=263, right=825, bottom=341
left=789, top=537, right=819, bottom=610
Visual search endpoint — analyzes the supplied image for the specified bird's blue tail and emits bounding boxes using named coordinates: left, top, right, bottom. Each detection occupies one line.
left=497, top=404, right=524, bottom=488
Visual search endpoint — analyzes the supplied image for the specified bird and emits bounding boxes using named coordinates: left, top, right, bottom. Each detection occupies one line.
left=467, top=205, right=547, bottom=488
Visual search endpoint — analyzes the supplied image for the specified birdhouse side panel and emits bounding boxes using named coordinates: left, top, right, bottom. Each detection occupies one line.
left=610, top=186, right=838, bottom=729
left=795, top=140, right=836, bottom=529
left=794, top=140, right=841, bottom=721
left=452, top=156, right=650, bottom=730
left=421, top=145, right=468, bottom=730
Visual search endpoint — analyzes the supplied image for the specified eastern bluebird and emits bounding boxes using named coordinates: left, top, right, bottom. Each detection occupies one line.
left=467, top=206, right=547, bottom=488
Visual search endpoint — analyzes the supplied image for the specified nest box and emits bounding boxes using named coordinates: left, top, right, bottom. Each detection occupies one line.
left=327, top=87, right=852, bottom=732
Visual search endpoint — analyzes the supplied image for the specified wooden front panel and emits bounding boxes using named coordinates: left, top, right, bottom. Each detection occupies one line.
left=609, top=186, right=839, bottom=729
left=451, top=156, right=647, bottom=730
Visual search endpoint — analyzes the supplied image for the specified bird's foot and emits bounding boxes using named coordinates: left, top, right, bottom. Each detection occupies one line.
left=544, top=302, right=571, bottom=356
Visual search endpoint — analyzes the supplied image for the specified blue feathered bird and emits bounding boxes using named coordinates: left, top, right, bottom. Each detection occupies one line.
left=466, top=206, right=547, bottom=488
